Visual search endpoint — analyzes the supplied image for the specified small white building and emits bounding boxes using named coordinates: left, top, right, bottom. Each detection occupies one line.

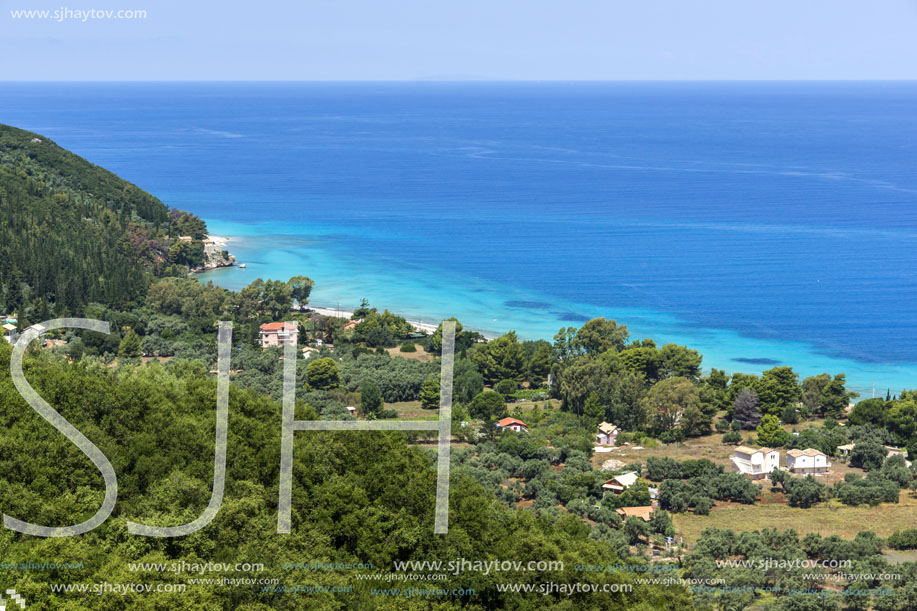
left=602, top=471, right=639, bottom=494
left=731, top=446, right=781, bottom=479
left=786, top=448, right=831, bottom=474
left=2, top=323, right=16, bottom=343
left=495, top=417, right=528, bottom=433
left=346, top=406, right=357, bottom=417
left=596, top=421, right=620, bottom=446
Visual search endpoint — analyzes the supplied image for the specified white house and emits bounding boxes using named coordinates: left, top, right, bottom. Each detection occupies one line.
left=731, top=446, right=781, bottom=479
left=2, top=323, right=16, bottom=343
left=596, top=421, right=620, bottom=446
left=602, top=471, right=639, bottom=494
left=786, top=448, right=831, bottom=474
left=346, top=406, right=357, bottom=417
left=495, top=417, right=528, bottom=433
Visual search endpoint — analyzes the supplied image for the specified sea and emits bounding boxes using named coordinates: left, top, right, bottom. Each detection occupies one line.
left=2, top=81, right=916, bottom=395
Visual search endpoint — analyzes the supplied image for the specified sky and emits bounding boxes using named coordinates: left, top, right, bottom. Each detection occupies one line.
left=1, top=0, right=916, bottom=80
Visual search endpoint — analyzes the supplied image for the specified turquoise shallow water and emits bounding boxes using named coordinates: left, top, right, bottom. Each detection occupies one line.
left=197, top=218, right=917, bottom=397
left=2, top=81, right=917, bottom=396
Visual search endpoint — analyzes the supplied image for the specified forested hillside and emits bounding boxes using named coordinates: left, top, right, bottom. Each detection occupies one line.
left=0, top=124, right=199, bottom=319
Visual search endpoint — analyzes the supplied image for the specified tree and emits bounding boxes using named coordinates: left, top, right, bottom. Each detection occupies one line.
left=886, top=401, right=917, bottom=445
left=756, top=414, right=789, bottom=447
left=526, top=342, right=554, bottom=386
left=118, top=328, right=141, bottom=359
left=849, top=438, right=886, bottom=471
left=801, top=373, right=831, bottom=415
left=307, top=357, right=340, bottom=390
left=558, top=356, right=608, bottom=416
left=758, top=366, right=800, bottom=416
left=288, top=275, right=315, bottom=306
left=623, top=516, right=649, bottom=545
left=640, top=377, right=702, bottom=434
left=583, top=392, right=605, bottom=423
left=572, top=317, right=629, bottom=355
left=420, top=376, right=440, bottom=409
left=785, top=476, right=826, bottom=508
left=734, top=388, right=761, bottom=430
left=469, top=390, right=507, bottom=420
left=819, top=374, right=855, bottom=419
left=470, top=331, right=525, bottom=384
left=769, top=468, right=787, bottom=490
left=847, top=398, right=889, bottom=427
left=360, top=380, right=383, bottom=416
left=660, top=344, right=703, bottom=381
left=453, top=359, right=484, bottom=404
left=494, top=379, right=517, bottom=399
left=620, top=339, right=664, bottom=384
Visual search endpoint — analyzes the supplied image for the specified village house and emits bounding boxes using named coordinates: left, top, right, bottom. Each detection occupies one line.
left=346, top=406, right=358, bottom=417
left=343, top=319, right=361, bottom=331
left=731, top=446, right=781, bottom=479
left=259, top=322, right=298, bottom=349
left=786, top=448, right=831, bottom=474
left=495, top=417, right=528, bottom=433
left=595, top=421, right=621, bottom=446
left=837, top=443, right=855, bottom=459
left=615, top=506, right=654, bottom=522
left=602, top=471, right=639, bottom=494
left=2, top=323, right=16, bottom=343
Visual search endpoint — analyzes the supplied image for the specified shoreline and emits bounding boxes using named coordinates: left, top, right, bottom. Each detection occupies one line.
left=194, top=220, right=917, bottom=397
left=306, top=305, right=447, bottom=336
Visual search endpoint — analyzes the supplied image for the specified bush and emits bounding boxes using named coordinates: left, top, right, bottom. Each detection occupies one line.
left=693, top=497, right=713, bottom=515
left=495, top=379, right=518, bottom=398
left=888, top=529, right=917, bottom=549
left=722, top=431, right=743, bottom=445
left=399, top=341, right=417, bottom=353
left=646, top=456, right=682, bottom=481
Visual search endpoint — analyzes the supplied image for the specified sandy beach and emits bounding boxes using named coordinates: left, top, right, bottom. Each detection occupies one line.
left=308, top=305, right=441, bottom=334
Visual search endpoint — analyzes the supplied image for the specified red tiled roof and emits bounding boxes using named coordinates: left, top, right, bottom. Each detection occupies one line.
left=260, top=322, right=297, bottom=332
left=497, top=417, right=527, bottom=428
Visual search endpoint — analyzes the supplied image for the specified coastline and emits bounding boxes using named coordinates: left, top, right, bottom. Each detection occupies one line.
left=189, top=234, right=238, bottom=274
left=194, top=219, right=917, bottom=397
left=307, top=305, right=448, bottom=336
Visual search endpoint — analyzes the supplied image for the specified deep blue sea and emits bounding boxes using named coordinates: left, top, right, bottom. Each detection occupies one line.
left=2, top=82, right=916, bottom=394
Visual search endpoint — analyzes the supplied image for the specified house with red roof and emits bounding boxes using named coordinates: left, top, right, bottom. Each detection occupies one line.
left=495, top=417, right=528, bottom=433
left=259, top=322, right=298, bottom=349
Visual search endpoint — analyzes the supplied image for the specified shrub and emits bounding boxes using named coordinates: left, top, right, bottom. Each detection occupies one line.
left=399, top=341, right=417, bottom=352
left=722, top=431, right=743, bottom=445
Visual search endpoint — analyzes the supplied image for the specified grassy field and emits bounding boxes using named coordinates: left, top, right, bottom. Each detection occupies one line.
left=385, top=344, right=435, bottom=362
left=673, top=490, right=917, bottom=544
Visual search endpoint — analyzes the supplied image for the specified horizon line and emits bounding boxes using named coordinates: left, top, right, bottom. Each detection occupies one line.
left=3, top=78, right=917, bottom=84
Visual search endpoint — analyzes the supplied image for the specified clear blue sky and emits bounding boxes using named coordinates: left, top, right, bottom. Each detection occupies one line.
left=2, top=0, right=916, bottom=80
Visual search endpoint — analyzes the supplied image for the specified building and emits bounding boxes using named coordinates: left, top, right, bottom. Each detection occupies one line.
left=343, top=319, right=361, bottom=331
left=837, top=443, right=855, bottom=458
left=615, top=506, right=654, bottom=522
left=786, top=448, right=831, bottom=474
left=495, top=417, right=528, bottom=433
left=602, top=471, right=640, bottom=494
left=596, top=421, right=621, bottom=446
left=346, top=406, right=357, bottom=417
left=259, top=322, right=298, bottom=348
left=2, top=323, right=16, bottom=343
left=731, top=446, right=781, bottom=479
